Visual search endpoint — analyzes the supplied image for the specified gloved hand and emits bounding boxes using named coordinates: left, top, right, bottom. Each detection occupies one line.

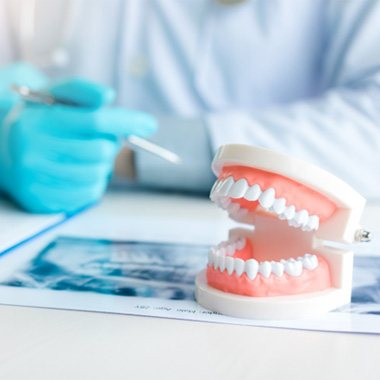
left=0, top=63, right=157, bottom=213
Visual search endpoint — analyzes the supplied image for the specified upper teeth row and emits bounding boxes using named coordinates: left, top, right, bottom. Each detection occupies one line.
left=208, top=246, right=318, bottom=279
left=210, top=177, right=320, bottom=231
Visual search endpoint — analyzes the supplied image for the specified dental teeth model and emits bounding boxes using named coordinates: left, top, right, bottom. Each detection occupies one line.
left=195, top=144, right=371, bottom=320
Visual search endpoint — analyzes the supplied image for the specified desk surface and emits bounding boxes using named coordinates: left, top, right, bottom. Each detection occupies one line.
left=0, top=191, right=379, bottom=380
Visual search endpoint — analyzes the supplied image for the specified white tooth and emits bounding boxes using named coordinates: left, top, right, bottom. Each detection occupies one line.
left=283, top=205, right=296, bottom=220
left=225, top=256, right=234, bottom=275
left=280, top=259, right=287, bottom=265
left=218, top=177, right=234, bottom=197
left=284, top=260, right=303, bottom=276
left=244, top=184, right=261, bottom=201
left=213, top=254, right=219, bottom=269
left=271, top=261, right=284, bottom=277
left=218, top=255, right=226, bottom=272
left=302, top=217, right=314, bottom=231
left=272, top=198, right=286, bottom=214
left=218, top=246, right=227, bottom=257
left=234, top=258, right=245, bottom=276
left=235, top=238, right=246, bottom=250
left=259, top=188, right=276, bottom=209
left=245, top=259, right=259, bottom=280
left=227, top=203, right=240, bottom=214
left=213, top=250, right=224, bottom=269
left=302, top=254, right=318, bottom=270
left=209, top=182, right=217, bottom=200
left=294, top=210, right=309, bottom=227
left=288, top=219, right=300, bottom=228
left=218, top=197, right=231, bottom=209
left=210, top=180, right=222, bottom=200
left=310, top=254, right=318, bottom=268
left=259, top=261, right=272, bottom=278
left=228, top=178, right=249, bottom=199
left=306, top=215, right=320, bottom=231
left=214, top=180, right=227, bottom=198
left=226, top=244, right=235, bottom=255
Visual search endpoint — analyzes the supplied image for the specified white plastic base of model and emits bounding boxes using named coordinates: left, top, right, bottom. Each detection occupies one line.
left=196, top=271, right=351, bottom=320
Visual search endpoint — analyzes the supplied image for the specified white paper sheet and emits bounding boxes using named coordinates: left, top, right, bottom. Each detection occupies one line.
left=0, top=198, right=65, bottom=255
left=0, top=233, right=380, bottom=334
left=0, top=192, right=379, bottom=334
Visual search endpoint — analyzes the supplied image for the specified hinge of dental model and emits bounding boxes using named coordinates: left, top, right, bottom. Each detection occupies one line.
left=355, top=229, right=372, bottom=243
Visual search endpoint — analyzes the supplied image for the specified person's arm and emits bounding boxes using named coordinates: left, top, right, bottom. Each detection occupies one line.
left=207, top=0, right=380, bottom=200
left=135, top=0, right=380, bottom=199
left=134, top=116, right=215, bottom=194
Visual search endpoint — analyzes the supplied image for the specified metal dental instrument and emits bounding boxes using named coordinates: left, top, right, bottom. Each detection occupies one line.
left=11, top=84, right=182, bottom=164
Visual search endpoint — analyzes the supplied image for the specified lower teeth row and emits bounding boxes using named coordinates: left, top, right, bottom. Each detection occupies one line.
left=208, top=244, right=318, bottom=280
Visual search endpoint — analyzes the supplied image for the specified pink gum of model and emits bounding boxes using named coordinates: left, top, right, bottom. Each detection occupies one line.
left=221, top=166, right=336, bottom=221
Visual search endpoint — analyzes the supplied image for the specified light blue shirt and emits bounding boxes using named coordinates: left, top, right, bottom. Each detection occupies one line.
left=1, top=0, right=380, bottom=198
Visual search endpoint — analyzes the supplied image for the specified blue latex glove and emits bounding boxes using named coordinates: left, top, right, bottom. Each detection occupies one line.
left=0, top=63, right=157, bottom=213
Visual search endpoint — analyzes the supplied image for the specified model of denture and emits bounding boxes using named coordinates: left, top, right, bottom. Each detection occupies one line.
left=195, top=144, right=370, bottom=319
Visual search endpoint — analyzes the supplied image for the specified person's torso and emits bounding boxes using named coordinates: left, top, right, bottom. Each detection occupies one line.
left=7, top=0, right=327, bottom=116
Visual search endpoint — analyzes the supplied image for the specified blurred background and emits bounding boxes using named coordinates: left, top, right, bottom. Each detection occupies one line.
left=0, top=0, right=380, bottom=214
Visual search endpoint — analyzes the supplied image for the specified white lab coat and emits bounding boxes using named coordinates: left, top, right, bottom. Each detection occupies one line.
left=1, top=0, right=380, bottom=198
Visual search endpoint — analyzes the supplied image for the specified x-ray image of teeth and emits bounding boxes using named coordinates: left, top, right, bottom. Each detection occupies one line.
left=2, top=235, right=380, bottom=315
left=1, top=236, right=208, bottom=300
left=337, top=255, right=380, bottom=315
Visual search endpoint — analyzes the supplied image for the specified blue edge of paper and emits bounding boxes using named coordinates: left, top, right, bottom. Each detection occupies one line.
left=0, top=203, right=94, bottom=259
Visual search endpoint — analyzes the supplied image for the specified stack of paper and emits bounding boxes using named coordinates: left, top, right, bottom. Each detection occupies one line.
left=0, top=197, right=65, bottom=255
